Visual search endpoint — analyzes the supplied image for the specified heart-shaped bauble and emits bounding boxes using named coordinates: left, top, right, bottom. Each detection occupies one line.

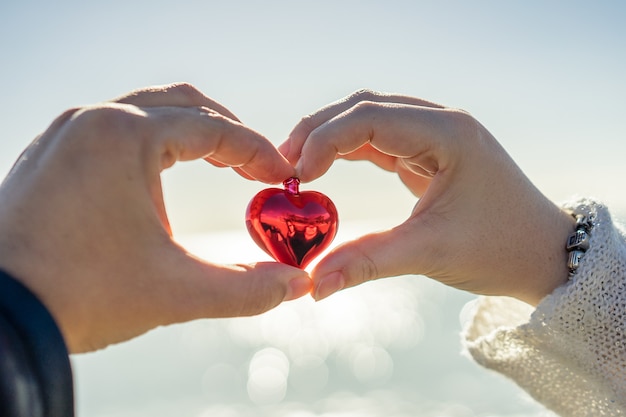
left=246, top=177, right=338, bottom=269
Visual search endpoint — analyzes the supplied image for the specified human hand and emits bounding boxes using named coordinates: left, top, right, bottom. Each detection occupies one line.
left=280, top=90, right=574, bottom=306
left=0, top=83, right=311, bottom=353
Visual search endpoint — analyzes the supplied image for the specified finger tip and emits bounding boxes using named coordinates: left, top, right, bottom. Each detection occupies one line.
left=240, top=160, right=296, bottom=185
left=283, top=275, right=313, bottom=301
left=312, top=271, right=345, bottom=301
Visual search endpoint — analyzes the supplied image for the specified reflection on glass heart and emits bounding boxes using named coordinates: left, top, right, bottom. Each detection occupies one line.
left=246, top=177, right=339, bottom=269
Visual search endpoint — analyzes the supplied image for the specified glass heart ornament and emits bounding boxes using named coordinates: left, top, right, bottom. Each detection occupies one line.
left=245, top=177, right=338, bottom=269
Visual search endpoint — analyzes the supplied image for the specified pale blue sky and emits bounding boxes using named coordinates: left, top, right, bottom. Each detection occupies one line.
left=2, top=1, right=625, bottom=233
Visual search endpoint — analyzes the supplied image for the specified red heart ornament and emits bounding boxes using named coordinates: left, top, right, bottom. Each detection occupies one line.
left=246, top=177, right=338, bottom=269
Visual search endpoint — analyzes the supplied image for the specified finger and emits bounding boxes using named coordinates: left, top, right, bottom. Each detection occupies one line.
left=339, top=147, right=432, bottom=197
left=295, top=102, right=461, bottom=182
left=112, top=83, right=273, bottom=181
left=309, top=219, right=435, bottom=301
left=396, top=161, right=432, bottom=198
left=204, top=158, right=256, bottom=181
left=160, top=254, right=313, bottom=320
left=147, top=106, right=295, bottom=184
left=87, top=247, right=313, bottom=350
left=113, top=82, right=240, bottom=121
left=339, top=143, right=398, bottom=172
left=280, top=89, right=445, bottom=164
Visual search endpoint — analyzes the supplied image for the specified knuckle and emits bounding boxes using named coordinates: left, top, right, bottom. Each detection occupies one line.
left=236, top=277, right=282, bottom=316
left=298, top=114, right=316, bottom=131
left=344, top=244, right=379, bottom=285
left=55, top=107, right=82, bottom=124
left=347, top=100, right=382, bottom=125
left=351, top=99, right=380, bottom=114
left=210, top=113, right=234, bottom=146
left=445, top=107, right=479, bottom=134
left=442, top=108, right=497, bottom=152
left=72, top=105, right=138, bottom=133
left=349, top=88, right=380, bottom=102
left=165, top=82, right=204, bottom=101
left=65, top=104, right=146, bottom=151
left=39, top=107, right=82, bottom=141
left=357, top=259, right=378, bottom=285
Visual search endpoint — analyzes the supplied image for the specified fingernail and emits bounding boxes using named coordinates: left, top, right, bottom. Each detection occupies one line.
left=284, top=276, right=312, bottom=301
left=314, top=272, right=345, bottom=301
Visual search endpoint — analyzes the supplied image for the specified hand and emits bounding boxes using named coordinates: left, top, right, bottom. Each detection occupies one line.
left=280, top=89, right=574, bottom=306
left=0, top=83, right=311, bottom=353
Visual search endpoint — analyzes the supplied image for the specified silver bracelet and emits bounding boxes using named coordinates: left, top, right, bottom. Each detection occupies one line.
left=566, top=212, right=595, bottom=278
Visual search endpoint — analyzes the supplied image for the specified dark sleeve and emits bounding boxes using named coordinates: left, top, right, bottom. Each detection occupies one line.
left=0, top=269, right=74, bottom=417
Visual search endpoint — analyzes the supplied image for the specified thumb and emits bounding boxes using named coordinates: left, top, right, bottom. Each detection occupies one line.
left=160, top=254, right=312, bottom=323
left=310, top=221, right=431, bottom=301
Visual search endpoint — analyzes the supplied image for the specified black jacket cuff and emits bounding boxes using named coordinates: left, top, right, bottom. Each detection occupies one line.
left=0, top=269, right=74, bottom=417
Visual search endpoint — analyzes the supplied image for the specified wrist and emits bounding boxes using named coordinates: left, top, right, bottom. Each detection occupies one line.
left=519, top=206, right=576, bottom=306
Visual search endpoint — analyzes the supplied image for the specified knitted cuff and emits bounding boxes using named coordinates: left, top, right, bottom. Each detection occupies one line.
left=463, top=198, right=626, bottom=416
left=0, top=269, right=74, bottom=417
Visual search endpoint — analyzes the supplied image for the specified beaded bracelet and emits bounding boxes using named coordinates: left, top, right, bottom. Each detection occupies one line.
left=566, top=213, right=595, bottom=278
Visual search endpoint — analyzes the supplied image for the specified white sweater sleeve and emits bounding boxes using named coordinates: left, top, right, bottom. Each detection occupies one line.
left=463, top=199, right=626, bottom=417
